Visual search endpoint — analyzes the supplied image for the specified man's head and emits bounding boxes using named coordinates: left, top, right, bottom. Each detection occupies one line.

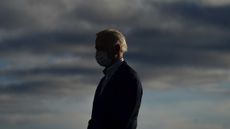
left=95, top=29, right=127, bottom=67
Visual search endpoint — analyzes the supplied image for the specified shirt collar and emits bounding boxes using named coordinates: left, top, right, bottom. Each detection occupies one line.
left=103, top=58, right=124, bottom=75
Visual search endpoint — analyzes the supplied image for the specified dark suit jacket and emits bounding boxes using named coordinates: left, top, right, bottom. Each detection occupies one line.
left=87, top=61, right=143, bottom=129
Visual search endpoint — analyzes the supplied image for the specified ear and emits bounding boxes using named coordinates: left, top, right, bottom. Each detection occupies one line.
left=114, top=44, right=121, bottom=53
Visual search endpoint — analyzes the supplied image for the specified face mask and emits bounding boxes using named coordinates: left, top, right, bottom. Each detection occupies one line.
left=96, top=51, right=112, bottom=67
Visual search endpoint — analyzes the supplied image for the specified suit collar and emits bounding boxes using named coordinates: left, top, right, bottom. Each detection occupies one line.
left=103, top=58, right=124, bottom=75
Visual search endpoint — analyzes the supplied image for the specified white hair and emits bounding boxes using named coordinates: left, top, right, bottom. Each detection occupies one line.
left=96, top=29, right=128, bottom=53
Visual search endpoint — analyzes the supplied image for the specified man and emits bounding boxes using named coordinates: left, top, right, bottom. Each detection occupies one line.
left=87, top=29, right=143, bottom=129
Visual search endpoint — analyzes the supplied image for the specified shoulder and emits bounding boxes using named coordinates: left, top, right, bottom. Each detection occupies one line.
left=120, top=61, right=137, bottom=74
left=115, top=61, right=143, bottom=93
left=116, top=61, right=141, bottom=83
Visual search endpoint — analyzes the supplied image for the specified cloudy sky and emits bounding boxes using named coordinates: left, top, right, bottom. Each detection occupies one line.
left=0, top=0, right=230, bottom=129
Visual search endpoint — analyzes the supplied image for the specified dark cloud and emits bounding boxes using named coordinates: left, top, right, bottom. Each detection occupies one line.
left=3, top=65, right=98, bottom=77
left=126, top=27, right=230, bottom=69
left=68, top=2, right=140, bottom=28
left=0, top=1, right=36, bottom=30
left=0, top=80, right=50, bottom=94
left=0, top=0, right=229, bottom=93
left=0, top=64, right=101, bottom=95
left=159, top=2, right=230, bottom=29
left=0, top=31, right=93, bottom=53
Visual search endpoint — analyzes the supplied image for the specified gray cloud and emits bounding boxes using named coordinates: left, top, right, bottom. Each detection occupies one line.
left=126, top=27, right=230, bottom=69
left=0, top=1, right=36, bottom=30
left=0, top=0, right=229, bottom=99
left=158, top=2, right=230, bottom=29
left=0, top=31, right=93, bottom=54
left=1, top=0, right=230, bottom=129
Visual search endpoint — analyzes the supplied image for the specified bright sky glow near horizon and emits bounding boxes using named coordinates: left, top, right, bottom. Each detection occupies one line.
left=0, top=0, right=230, bottom=129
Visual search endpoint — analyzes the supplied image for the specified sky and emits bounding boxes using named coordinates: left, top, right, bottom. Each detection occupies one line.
left=0, top=0, right=230, bottom=129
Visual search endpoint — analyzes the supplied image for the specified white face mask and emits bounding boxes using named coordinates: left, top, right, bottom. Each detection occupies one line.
left=95, top=51, right=112, bottom=67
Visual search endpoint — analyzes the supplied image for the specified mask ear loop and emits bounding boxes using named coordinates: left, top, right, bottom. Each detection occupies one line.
left=115, top=41, right=120, bottom=45
left=114, top=41, right=123, bottom=60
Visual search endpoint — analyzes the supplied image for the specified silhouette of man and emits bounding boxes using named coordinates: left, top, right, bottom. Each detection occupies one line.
left=87, top=29, right=143, bottom=129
